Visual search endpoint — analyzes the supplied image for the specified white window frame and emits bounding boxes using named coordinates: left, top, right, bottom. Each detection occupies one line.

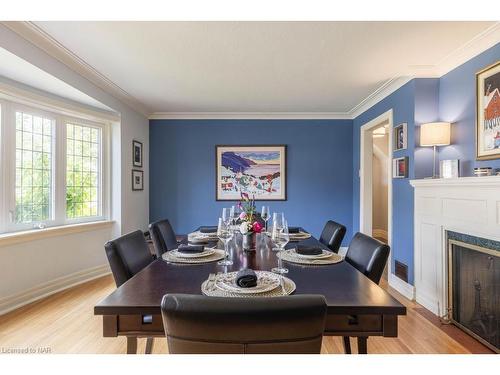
left=0, top=98, right=111, bottom=234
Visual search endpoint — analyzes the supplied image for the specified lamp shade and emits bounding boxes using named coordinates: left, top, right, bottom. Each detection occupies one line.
left=420, top=122, right=451, bottom=146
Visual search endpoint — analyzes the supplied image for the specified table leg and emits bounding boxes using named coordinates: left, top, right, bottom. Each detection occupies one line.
left=342, top=336, right=352, bottom=354
left=127, top=336, right=138, bottom=354
left=145, top=337, right=154, bottom=354
left=357, top=337, right=368, bottom=354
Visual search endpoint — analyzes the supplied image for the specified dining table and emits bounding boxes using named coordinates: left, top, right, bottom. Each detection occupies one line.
left=94, top=227, right=406, bottom=354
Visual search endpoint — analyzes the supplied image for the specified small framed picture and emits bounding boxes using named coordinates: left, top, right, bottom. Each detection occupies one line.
left=393, top=123, right=407, bottom=151
left=132, top=169, right=144, bottom=191
left=440, top=159, right=460, bottom=179
left=133, top=140, right=143, bottom=167
left=476, top=61, right=500, bottom=160
left=393, top=156, right=409, bottom=178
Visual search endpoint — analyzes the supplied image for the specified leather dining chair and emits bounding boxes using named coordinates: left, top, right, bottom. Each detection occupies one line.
left=149, top=219, right=178, bottom=258
left=104, top=230, right=156, bottom=354
left=342, top=232, right=390, bottom=354
left=161, top=294, right=327, bottom=354
left=319, top=220, right=347, bottom=253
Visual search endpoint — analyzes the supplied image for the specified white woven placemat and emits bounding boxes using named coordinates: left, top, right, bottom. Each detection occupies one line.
left=277, top=249, right=343, bottom=265
left=162, top=249, right=226, bottom=264
left=201, top=271, right=296, bottom=297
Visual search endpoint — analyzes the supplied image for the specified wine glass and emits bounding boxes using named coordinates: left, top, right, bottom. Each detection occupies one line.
left=217, top=217, right=234, bottom=266
left=272, top=212, right=284, bottom=235
left=222, top=208, right=231, bottom=226
left=230, top=205, right=239, bottom=230
left=271, top=219, right=289, bottom=274
left=261, top=206, right=270, bottom=234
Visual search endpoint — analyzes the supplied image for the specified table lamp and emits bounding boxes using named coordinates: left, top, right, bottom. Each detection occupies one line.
left=420, top=122, right=451, bottom=178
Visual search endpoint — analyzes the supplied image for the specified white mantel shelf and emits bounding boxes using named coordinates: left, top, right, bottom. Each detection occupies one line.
left=410, top=175, right=500, bottom=188
left=411, top=175, right=500, bottom=316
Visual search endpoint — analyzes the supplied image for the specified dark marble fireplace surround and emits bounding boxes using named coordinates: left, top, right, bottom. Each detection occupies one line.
left=447, top=231, right=500, bottom=353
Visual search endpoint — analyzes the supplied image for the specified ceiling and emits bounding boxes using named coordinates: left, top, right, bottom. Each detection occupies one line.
left=22, top=21, right=500, bottom=116
left=0, top=47, right=112, bottom=111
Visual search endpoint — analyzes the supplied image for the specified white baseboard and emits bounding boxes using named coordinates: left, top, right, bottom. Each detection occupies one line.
left=372, top=229, right=388, bottom=241
left=0, top=264, right=111, bottom=316
left=389, top=273, right=415, bottom=301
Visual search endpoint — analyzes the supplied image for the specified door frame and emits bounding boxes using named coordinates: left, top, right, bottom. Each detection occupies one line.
left=359, top=109, right=393, bottom=275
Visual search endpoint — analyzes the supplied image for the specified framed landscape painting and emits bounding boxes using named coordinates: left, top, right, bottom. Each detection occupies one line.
left=216, top=145, right=287, bottom=201
left=476, top=60, right=500, bottom=160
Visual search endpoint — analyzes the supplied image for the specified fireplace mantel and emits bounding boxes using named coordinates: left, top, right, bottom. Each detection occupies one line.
left=410, top=176, right=500, bottom=316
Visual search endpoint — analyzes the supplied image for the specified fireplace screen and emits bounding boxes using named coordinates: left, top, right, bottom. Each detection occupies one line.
left=448, top=234, right=499, bottom=352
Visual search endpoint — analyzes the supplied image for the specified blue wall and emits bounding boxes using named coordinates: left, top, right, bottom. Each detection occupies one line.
left=149, top=120, right=354, bottom=244
left=351, top=43, right=500, bottom=286
left=352, top=80, right=417, bottom=284
left=149, top=43, right=500, bottom=286
left=439, top=42, right=500, bottom=175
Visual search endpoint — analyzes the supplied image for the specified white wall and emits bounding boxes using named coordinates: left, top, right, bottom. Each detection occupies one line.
left=0, top=24, right=149, bottom=314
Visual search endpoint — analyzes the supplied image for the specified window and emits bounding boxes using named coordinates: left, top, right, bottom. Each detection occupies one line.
left=66, top=123, right=101, bottom=219
left=0, top=100, right=109, bottom=234
left=15, top=111, right=54, bottom=223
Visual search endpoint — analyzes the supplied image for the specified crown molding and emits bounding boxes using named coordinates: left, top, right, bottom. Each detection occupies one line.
left=149, top=112, right=353, bottom=120
left=347, top=76, right=414, bottom=119
left=435, top=22, right=500, bottom=77
left=1, top=21, right=151, bottom=117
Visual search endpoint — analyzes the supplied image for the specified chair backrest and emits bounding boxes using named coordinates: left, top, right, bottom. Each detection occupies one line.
left=149, top=219, right=178, bottom=257
left=319, top=220, right=347, bottom=253
left=345, top=232, right=390, bottom=284
left=161, top=294, right=327, bottom=354
left=104, top=230, right=153, bottom=287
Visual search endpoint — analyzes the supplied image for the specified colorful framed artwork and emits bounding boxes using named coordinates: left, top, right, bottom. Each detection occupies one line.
left=132, top=169, right=144, bottom=191
left=393, top=123, right=407, bottom=151
left=215, top=145, right=287, bottom=201
left=392, top=156, right=408, bottom=179
left=476, top=60, right=500, bottom=160
left=133, top=140, right=143, bottom=167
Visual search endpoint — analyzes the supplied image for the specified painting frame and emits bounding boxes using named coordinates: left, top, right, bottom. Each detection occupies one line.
left=215, top=145, right=287, bottom=201
left=133, top=140, right=143, bottom=167
left=393, top=122, right=407, bottom=151
left=392, top=156, right=408, bottom=179
left=476, top=60, right=500, bottom=161
left=131, top=169, right=144, bottom=191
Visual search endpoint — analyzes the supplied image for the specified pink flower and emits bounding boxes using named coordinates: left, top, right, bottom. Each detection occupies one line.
left=241, top=192, right=249, bottom=201
left=239, top=212, right=247, bottom=220
left=252, top=221, right=263, bottom=233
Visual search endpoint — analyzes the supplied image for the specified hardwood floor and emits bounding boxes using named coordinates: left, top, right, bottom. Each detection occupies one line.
left=0, top=275, right=491, bottom=354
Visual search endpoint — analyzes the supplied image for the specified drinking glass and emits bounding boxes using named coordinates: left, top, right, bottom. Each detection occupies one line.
left=261, top=206, right=270, bottom=234
left=230, top=205, right=239, bottom=230
left=272, top=212, right=285, bottom=232
left=217, top=217, right=234, bottom=266
left=271, top=220, right=289, bottom=274
left=222, top=208, right=231, bottom=226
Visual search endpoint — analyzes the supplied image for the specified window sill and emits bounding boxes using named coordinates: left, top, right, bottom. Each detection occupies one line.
left=0, top=220, right=115, bottom=247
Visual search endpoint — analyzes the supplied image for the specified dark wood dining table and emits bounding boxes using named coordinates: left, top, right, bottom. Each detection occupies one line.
left=94, top=228, right=406, bottom=354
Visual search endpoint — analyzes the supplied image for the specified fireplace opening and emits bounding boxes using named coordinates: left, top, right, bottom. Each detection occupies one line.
left=447, top=231, right=499, bottom=353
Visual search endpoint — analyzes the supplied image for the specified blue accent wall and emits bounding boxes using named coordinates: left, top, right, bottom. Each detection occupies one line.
left=352, top=80, right=417, bottom=284
left=149, top=120, right=354, bottom=244
left=439, top=42, right=500, bottom=175
left=351, top=43, right=500, bottom=286
left=149, top=43, right=500, bottom=287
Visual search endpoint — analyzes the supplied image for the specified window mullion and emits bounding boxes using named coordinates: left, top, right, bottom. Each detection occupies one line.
left=4, top=102, right=16, bottom=230
left=54, top=116, right=66, bottom=225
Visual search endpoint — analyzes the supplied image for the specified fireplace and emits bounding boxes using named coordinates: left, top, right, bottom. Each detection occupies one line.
left=447, top=231, right=499, bottom=353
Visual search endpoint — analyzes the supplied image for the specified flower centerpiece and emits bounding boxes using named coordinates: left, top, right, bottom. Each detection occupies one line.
left=238, top=193, right=264, bottom=250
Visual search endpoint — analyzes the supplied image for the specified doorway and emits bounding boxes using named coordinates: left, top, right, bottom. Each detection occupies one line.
left=360, top=109, right=393, bottom=279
